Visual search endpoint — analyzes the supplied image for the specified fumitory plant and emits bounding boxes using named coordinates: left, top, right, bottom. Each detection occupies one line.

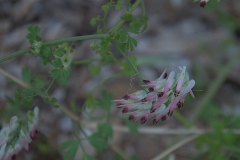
left=1, top=0, right=240, bottom=160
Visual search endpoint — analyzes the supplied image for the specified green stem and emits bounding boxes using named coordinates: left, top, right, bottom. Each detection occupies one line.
left=189, top=50, right=240, bottom=123
left=0, top=48, right=30, bottom=63
left=72, top=121, right=86, bottom=152
left=141, top=1, right=146, bottom=15
left=0, top=34, right=107, bottom=64
left=111, top=40, right=144, bottom=85
left=71, top=58, right=101, bottom=65
left=110, top=0, right=143, bottom=33
left=45, top=79, right=55, bottom=93
left=42, top=34, right=107, bottom=46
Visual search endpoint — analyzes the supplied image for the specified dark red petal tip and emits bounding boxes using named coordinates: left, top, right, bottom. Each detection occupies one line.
left=141, top=98, right=147, bottom=102
left=11, top=154, right=17, bottom=160
left=129, top=115, right=135, bottom=120
left=116, top=102, right=124, bottom=108
left=122, top=108, right=129, bottom=113
left=150, top=107, right=156, bottom=113
left=143, top=80, right=150, bottom=84
left=158, top=92, right=164, bottom=98
left=153, top=118, right=158, bottom=125
left=148, top=87, right=154, bottom=92
left=123, top=94, right=130, bottom=100
left=168, top=110, right=173, bottom=117
left=200, top=1, right=206, bottom=7
left=161, top=115, right=167, bottom=121
left=177, top=101, right=183, bottom=109
left=163, top=72, right=168, bottom=78
left=140, top=118, right=147, bottom=124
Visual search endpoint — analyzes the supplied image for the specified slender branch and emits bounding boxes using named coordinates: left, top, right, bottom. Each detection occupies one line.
left=0, top=48, right=30, bottom=63
left=0, top=34, right=107, bottom=64
left=110, top=0, right=143, bottom=33
left=42, top=34, right=107, bottom=46
left=0, top=68, right=28, bottom=88
left=151, top=134, right=201, bottom=160
left=111, top=40, right=144, bottom=85
left=71, top=58, right=101, bottom=65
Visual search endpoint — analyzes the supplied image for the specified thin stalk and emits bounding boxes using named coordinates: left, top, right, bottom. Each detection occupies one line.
left=72, top=121, right=86, bottom=152
left=71, top=58, right=101, bottom=65
left=141, top=0, right=146, bottom=15
left=0, top=48, right=30, bottom=63
left=151, top=134, right=201, bottom=160
left=0, top=34, right=106, bottom=64
left=110, top=0, right=143, bottom=33
left=42, top=34, right=107, bottom=46
left=45, top=79, right=55, bottom=93
left=111, top=40, right=144, bottom=85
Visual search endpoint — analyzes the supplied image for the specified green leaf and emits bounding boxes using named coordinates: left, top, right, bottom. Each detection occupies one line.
left=90, top=15, right=101, bottom=26
left=102, top=2, right=111, bottom=13
left=87, top=133, right=109, bottom=151
left=124, top=117, right=138, bottom=134
left=28, top=25, right=40, bottom=34
left=115, top=0, right=123, bottom=10
left=21, top=68, right=31, bottom=84
left=27, top=25, right=34, bottom=32
left=60, top=140, right=78, bottom=160
left=128, top=15, right=148, bottom=34
left=85, top=94, right=98, bottom=108
left=40, top=56, right=50, bottom=65
left=100, top=36, right=111, bottom=51
left=97, top=90, right=113, bottom=111
left=26, top=25, right=41, bottom=44
left=124, top=37, right=137, bottom=51
left=53, top=48, right=65, bottom=57
left=81, top=153, right=96, bottom=160
left=88, top=64, right=101, bottom=77
left=121, top=12, right=133, bottom=21
left=61, top=69, right=70, bottom=82
left=26, top=33, right=35, bottom=43
left=33, top=26, right=41, bottom=34
left=42, top=46, right=52, bottom=57
left=31, top=75, right=45, bottom=89
left=50, top=69, right=61, bottom=79
left=52, top=58, right=63, bottom=68
left=117, top=30, right=128, bottom=42
left=97, top=123, right=113, bottom=139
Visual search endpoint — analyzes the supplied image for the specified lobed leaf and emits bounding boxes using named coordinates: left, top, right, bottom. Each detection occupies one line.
left=60, top=140, right=78, bottom=160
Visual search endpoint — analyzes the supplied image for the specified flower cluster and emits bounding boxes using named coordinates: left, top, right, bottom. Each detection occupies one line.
left=114, top=67, right=195, bottom=124
left=0, top=107, right=39, bottom=160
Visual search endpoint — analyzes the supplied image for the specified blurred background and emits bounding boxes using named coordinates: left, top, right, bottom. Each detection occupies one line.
left=1, top=0, right=240, bottom=159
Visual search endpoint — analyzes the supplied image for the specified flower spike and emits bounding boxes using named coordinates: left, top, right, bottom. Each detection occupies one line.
left=114, top=67, right=195, bottom=124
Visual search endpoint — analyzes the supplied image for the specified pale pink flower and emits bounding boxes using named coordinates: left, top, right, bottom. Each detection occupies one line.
left=115, top=67, right=195, bottom=124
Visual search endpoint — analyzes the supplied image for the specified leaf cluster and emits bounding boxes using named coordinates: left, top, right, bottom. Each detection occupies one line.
left=26, top=25, right=42, bottom=45
left=195, top=114, right=240, bottom=159
left=87, top=123, right=113, bottom=151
